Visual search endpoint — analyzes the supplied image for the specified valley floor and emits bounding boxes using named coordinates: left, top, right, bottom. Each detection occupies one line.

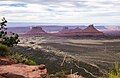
left=14, top=36, right=120, bottom=78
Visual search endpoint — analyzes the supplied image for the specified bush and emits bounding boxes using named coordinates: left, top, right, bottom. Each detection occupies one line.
left=108, top=62, right=120, bottom=78
left=24, top=59, right=37, bottom=65
left=0, top=44, right=9, bottom=56
left=9, top=52, right=36, bottom=65
left=0, top=17, right=20, bottom=47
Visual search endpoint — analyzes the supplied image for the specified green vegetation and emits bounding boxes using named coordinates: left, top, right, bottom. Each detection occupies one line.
left=0, top=17, right=20, bottom=47
left=0, top=44, right=9, bottom=56
left=9, top=52, right=36, bottom=65
left=1, top=33, right=20, bottom=47
left=108, top=62, right=120, bottom=78
left=0, top=17, right=36, bottom=65
left=11, top=45, right=103, bottom=78
left=0, top=44, right=37, bottom=65
left=0, top=43, right=36, bottom=65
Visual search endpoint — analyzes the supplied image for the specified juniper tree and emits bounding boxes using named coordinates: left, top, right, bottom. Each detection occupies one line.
left=0, top=17, right=20, bottom=47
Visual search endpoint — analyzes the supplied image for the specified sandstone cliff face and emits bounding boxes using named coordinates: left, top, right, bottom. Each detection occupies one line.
left=82, top=25, right=104, bottom=36
left=23, top=25, right=104, bottom=37
left=58, top=27, right=82, bottom=36
left=57, top=25, right=104, bottom=37
left=25, top=27, right=47, bottom=36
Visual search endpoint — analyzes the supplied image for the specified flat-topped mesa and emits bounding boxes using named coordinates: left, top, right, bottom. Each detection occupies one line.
left=63, top=27, right=69, bottom=30
left=57, top=27, right=82, bottom=36
left=59, top=27, right=70, bottom=34
left=71, top=27, right=82, bottom=33
left=57, top=24, right=104, bottom=37
left=68, top=27, right=82, bottom=36
left=25, top=26, right=47, bottom=36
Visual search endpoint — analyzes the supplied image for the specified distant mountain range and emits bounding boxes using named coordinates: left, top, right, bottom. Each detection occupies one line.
left=6, top=23, right=120, bottom=36
left=7, top=26, right=107, bottom=33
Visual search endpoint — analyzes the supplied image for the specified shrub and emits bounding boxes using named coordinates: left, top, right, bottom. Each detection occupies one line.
left=9, top=52, right=36, bottom=65
left=24, top=59, right=37, bottom=65
left=0, top=44, right=9, bottom=56
left=0, top=17, right=20, bottom=47
left=108, top=62, right=120, bottom=78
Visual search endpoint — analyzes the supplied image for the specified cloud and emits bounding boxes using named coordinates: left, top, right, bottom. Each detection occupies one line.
left=0, top=1, right=26, bottom=7
left=0, top=0, right=120, bottom=24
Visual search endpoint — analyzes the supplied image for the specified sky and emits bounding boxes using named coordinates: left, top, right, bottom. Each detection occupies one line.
left=0, top=0, right=120, bottom=24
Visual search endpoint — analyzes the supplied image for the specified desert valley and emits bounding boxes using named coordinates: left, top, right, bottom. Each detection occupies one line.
left=0, top=0, right=120, bottom=77
left=0, top=24, right=120, bottom=78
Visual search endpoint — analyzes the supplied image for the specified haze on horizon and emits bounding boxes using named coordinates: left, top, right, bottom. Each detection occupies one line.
left=0, top=0, right=120, bottom=25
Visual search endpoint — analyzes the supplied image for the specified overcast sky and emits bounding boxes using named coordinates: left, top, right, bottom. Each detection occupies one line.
left=0, top=0, right=120, bottom=24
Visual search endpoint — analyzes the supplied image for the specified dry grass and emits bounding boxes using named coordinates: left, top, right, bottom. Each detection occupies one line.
left=67, top=39, right=120, bottom=45
left=17, top=37, right=120, bottom=78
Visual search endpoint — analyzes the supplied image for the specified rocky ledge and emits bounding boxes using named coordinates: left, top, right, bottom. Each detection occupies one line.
left=0, top=57, right=47, bottom=78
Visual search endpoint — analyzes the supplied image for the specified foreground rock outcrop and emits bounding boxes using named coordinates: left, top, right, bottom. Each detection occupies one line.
left=0, top=57, right=15, bottom=65
left=0, top=57, right=47, bottom=78
left=0, top=64, right=47, bottom=78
